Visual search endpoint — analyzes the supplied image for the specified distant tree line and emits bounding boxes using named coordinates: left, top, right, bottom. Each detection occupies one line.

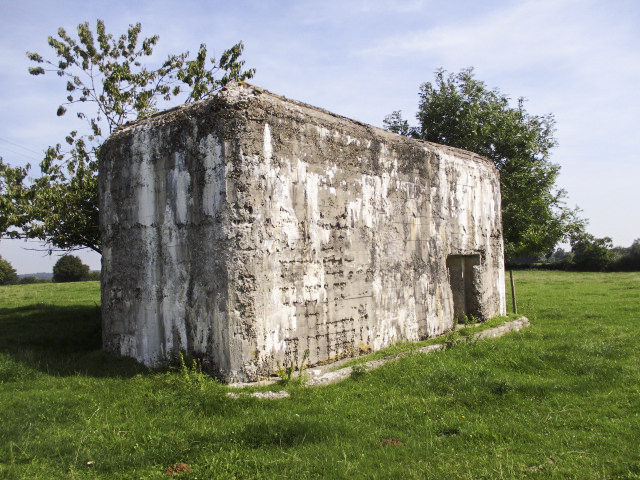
left=509, top=237, right=640, bottom=272
left=15, top=276, right=50, bottom=285
left=0, top=254, right=99, bottom=285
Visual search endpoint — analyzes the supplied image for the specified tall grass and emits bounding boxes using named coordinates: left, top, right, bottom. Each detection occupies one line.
left=0, top=272, right=638, bottom=479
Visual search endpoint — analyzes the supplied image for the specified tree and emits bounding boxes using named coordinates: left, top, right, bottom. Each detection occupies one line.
left=611, top=238, right=640, bottom=271
left=52, top=255, right=90, bottom=282
left=0, top=255, right=19, bottom=285
left=384, top=68, right=583, bottom=258
left=569, top=233, right=614, bottom=271
left=0, top=20, right=255, bottom=254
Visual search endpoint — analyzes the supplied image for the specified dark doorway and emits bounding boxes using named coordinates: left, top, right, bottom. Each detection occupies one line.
left=446, top=254, right=481, bottom=323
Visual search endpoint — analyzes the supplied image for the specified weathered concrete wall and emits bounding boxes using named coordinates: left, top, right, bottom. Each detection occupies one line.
left=100, top=83, right=506, bottom=382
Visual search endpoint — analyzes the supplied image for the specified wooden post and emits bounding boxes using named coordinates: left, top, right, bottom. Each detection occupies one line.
left=509, top=269, right=517, bottom=314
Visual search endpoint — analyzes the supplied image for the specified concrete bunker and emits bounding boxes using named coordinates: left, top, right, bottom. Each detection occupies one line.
left=99, top=83, right=506, bottom=382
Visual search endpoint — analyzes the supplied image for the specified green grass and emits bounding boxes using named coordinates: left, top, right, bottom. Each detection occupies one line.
left=335, top=312, right=523, bottom=370
left=1, top=272, right=639, bottom=479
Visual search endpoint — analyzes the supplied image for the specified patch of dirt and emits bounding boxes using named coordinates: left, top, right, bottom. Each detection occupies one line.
left=166, top=463, right=191, bottom=476
left=381, top=438, right=404, bottom=447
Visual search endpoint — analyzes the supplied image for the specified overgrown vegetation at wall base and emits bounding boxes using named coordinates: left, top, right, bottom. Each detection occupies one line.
left=1, top=273, right=639, bottom=479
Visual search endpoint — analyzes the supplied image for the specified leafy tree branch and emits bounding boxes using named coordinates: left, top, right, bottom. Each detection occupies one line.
left=1, top=19, right=255, bottom=253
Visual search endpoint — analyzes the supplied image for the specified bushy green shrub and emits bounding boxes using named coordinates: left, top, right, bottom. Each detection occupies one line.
left=611, top=239, right=640, bottom=271
left=0, top=256, right=18, bottom=285
left=52, top=255, right=90, bottom=283
left=569, top=233, right=614, bottom=272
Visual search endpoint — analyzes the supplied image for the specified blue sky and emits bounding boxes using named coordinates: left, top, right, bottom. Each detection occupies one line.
left=1, top=0, right=639, bottom=273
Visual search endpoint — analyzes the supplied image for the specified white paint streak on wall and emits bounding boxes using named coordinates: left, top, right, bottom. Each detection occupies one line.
left=200, top=134, right=225, bottom=216
left=133, top=131, right=156, bottom=228
left=131, top=129, right=161, bottom=364
left=167, top=151, right=191, bottom=224
left=263, top=123, right=273, bottom=161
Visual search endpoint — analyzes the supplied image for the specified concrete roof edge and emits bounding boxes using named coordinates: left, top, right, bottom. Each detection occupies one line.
left=107, top=82, right=497, bottom=172
left=222, top=83, right=498, bottom=172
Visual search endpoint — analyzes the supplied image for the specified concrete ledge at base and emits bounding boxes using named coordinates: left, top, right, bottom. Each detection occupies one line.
left=472, top=317, right=530, bottom=340
left=227, top=317, right=530, bottom=391
left=305, top=317, right=530, bottom=387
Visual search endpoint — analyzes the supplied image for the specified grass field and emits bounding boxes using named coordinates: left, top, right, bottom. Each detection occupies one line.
left=0, top=272, right=638, bottom=479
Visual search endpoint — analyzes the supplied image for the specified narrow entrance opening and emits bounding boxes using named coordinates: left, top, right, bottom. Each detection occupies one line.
left=446, top=254, right=481, bottom=323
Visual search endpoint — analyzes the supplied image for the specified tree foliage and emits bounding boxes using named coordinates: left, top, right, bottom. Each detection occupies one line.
left=620, top=239, right=640, bottom=270
left=0, top=255, right=19, bottom=286
left=52, top=255, right=90, bottom=282
left=384, top=68, right=583, bottom=258
left=569, top=233, right=614, bottom=272
left=0, top=20, right=255, bottom=253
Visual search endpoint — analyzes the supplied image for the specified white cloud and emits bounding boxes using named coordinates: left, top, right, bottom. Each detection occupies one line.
left=363, top=0, right=612, bottom=71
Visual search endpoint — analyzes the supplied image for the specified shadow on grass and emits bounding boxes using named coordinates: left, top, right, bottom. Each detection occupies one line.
left=0, top=304, right=148, bottom=378
left=232, top=417, right=339, bottom=449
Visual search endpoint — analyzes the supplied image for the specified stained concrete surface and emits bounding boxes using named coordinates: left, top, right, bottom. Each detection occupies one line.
left=100, top=83, right=506, bottom=382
